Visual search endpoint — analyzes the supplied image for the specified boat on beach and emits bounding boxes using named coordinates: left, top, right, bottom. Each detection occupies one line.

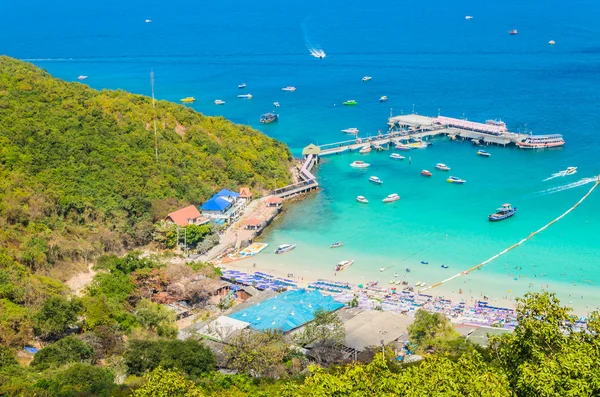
left=477, top=149, right=491, bottom=157
left=489, top=204, right=517, bottom=222
left=342, top=128, right=359, bottom=134
left=343, top=99, right=358, bottom=106
left=383, top=193, right=400, bottom=203
left=180, top=97, right=195, bottom=103
left=238, top=83, right=246, bottom=89
left=356, top=195, right=369, bottom=204
left=369, top=176, right=383, bottom=184
left=421, top=170, right=432, bottom=177
left=390, top=153, right=405, bottom=160
left=350, top=160, right=370, bottom=168
left=362, top=76, right=372, bottom=82
left=214, top=99, right=225, bottom=105
left=435, top=163, right=450, bottom=171
left=335, top=260, right=354, bottom=272
left=359, top=146, right=372, bottom=154
left=447, top=176, right=466, bottom=184
left=282, top=86, right=296, bottom=92
left=565, top=166, right=577, bottom=175
left=330, top=242, right=344, bottom=248
left=275, top=244, right=296, bottom=254
left=238, top=94, right=252, bottom=99
left=379, top=96, right=388, bottom=102
left=260, top=112, right=278, bottom=124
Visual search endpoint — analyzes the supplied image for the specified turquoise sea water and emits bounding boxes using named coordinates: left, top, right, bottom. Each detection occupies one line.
left=3, top=0, right=600, bottom=310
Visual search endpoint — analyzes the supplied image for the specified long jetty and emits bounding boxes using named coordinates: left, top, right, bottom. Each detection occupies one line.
left=274, top=154, right=319, bottom=199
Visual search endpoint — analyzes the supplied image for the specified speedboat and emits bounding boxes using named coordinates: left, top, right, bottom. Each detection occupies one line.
left=362, top=76, right=372, bottom=82
left=238, top=83, right=246, bottom=89
left=350, top=160, right=370, bottom=168
left=441, top=264, right=449, bottom=269
left=408, top=141, right=428, bottom=149
left=447, top=176, right=466, bottom=184
left=383, top=193, right=400, bottom=203
left=356, top=195, right=369, bottom=204
left=465, top=16, right=473, bottom=20
left=489, top=204, right=517, bottom=222
left=335, top=260, right=354, bottom=272
left=180, top=97, right=195, bottom=103
left=343, top=99, right=358, bottom=106
left=359, top=146, right=372, bottom=154
left=274, top=102, right=280, bottom=107
left=369, top=176, right=383, bottom=184
left=145, top=19, right=152, bottom=23
left=214, top=99, right=225, bottom=105
left=275, top=244, right=296, bottom=254
left=309, top=48, right=326, bottom=59
left=379, top=267, right=385, bottom=272
left=477, top=149, right=491, bottom=157
left=549, top=40, right=556, bottom=45
left=237, top=94, right=252, bottom=99
left=421, top=170, right=432, bottom=177
left=390, top=153, right=405, bottom=160
left=260, top=112, right=278, bottom=124
left=78, top=75, right=88, bottom=80
left=435, top=163, right=450, bottom=171
left=509, top=29, right=518, bottom=35
left=282, top=86, right=296, bottom=92
left=565, top=166, right=577, bottom=175
left=420, top=261, right=429, bottom=264
left=342, top=128, right=359, bottom=134
left=330, top=242, right=344, bottom=248
left=395, top=143, right=411, bottom=151
left=379, top=96, right=388, bottom=102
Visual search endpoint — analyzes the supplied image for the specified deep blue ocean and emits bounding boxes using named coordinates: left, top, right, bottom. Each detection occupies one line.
left=3, top=0, right=600, bottom=310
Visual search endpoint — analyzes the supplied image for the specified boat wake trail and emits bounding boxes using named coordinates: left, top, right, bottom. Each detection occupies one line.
left=538, top=177, right=598, bottom=195
left=302, top=18, right=326, bottom=58
left=543, top=171, right=568, bottom=181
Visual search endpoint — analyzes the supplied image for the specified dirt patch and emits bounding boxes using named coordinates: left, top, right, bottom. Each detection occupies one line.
left=65, top=263, right=96, bottom=296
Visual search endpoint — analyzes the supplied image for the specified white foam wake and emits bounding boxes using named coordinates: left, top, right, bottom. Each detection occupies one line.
left=543, top=169, right=577, bottom=181
left=538, top=177, right=598, bottom=195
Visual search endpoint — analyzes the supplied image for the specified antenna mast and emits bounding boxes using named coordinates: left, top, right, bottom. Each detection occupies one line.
left=150, top=70, right=158, bottom=163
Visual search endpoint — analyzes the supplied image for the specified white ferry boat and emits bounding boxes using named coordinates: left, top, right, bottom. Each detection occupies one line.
left=517, top=134, right=565, bottom=149
left=359, top=146, right=372, bottom=154
left=383, top=193, right=400, bottom=203
left=282, top=86, right=296, bottom=92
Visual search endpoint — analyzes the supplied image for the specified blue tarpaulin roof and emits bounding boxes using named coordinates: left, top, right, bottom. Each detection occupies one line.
left=228, top=289, right=344, bottom=332
left=201, top=196, right=231, bottom=211
left=215, top=188, right=240, bottom=198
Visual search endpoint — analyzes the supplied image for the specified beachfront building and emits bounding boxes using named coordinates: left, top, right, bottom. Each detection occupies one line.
left=165, top=205, right=209, bottom=227
left=200, top=188, right=248, bottom=224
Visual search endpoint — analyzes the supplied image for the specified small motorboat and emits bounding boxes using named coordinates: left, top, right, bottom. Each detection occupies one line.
left=238, top=83, right=247, bottom=89
left=369, top=176, right=383, bottom=185
left=421, top=170, right=432, bottom=177
left=395, top=143, right=411, bottom=151
left=509, top=29, right=518, bottom=35
left=389, top=280, right=395, bottom=284
left=379, top=267, right=385, bottom=272
left=383, top=193, right=400, bottom=203
left=405, top=268, right=410, bottom=273
left=379, top=96, right=388, bottom=102
left=180, top=97, right=195, bottom=103
left=489, top=204, right=517, bottom=222
left=565, top=166, right=577, bottom=175
left=335, top=260, right=354, bottom=272
left=145, top=19, right=152, bottom=23
left=549, top=40, right=556, bottom=45
left=408, top=141, right=428, bottom=149
left=214, top=99, right=225, bottom=105
left=342, top=128, right=359, bottom=134
left=274, top=102, right=280, bottom=107
left=350, top=161, right=370, bottom=168
left=465, top=15, right=473, bottom=20
left=390, top=153, right=405, bottom=160
left=78, top=75, right=88, bottom=81
left=237, top=94, right=252, bottom=99
left=356, top=195, right=369, bottom=204
left=330, top=242, right=344, bottom=248
left=362, top=76, right=372, bottom=82
left=343, top=99, right=358, bottom=106
left=275, top=244, right=296, bottom=254
left=282, top=86, right=296, bottom=92
left=260, top=112, right=278, bottom=124
left=420, top=261, right=429, bottom=264
left=359, top=146, right=372, bottom=154
left=441, top=264, right=449, bottom=269
left=435, top=163, right=450, bottom=171
left=477, top=149, right=491, bottom=157
left=447, top=176, right=466, bottom=184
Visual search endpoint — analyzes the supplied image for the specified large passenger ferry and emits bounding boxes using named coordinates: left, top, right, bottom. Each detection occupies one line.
left=517, top=134, right=565, bottom=149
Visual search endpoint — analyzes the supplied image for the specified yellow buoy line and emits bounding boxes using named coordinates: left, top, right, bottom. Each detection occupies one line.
left=418, top=176, right=600, bottom=294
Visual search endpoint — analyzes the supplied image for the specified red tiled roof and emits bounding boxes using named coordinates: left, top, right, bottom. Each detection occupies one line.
left=165, top=205, right=203, bottom=227
left=266, top=196, right=283, bottom=204
left=245, top=217, right=263, bottom=226
left=239, top=187, right=252, bottom=198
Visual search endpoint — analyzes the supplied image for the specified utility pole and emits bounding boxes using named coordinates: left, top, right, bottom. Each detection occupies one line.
left=150, top=70, right=159, bottom=163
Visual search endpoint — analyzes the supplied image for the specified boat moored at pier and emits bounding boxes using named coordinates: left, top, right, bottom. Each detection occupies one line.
left=488, top=204, right=517, bottom=222
left=359, top=146, right=372, bottom=154
left=517, top=134, right=565, bottom=149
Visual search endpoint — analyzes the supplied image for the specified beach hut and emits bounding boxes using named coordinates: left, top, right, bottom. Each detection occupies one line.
left=244, top=217, right=263, bottom=230
left=265, top=196, right=283, bottom=208
left=302, top=143, right=321, bottom=157
left=239, top=187, right=252, bottom=200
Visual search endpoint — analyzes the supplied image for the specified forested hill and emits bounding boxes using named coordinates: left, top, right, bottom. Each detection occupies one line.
left=0, top=56, right=292, bottom=273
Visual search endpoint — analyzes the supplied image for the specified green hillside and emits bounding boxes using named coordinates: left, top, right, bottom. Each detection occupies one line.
left=0, top=56, right=292, bottom=273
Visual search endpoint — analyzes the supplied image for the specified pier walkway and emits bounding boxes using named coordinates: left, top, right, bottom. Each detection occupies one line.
left=273, top=154, right=319, bottom=199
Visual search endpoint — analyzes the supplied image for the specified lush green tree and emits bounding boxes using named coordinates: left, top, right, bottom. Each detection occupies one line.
left=133, top=367, right=205, bottom=397
left=35, top=363, right=116, bottom=397
left=0, top=298, right=33, bottom=347
left=407, top=309, right=464, bottom=354
left=293, top=309, right=345, bottom=347
left=34, top=296, right=83, bottom=340
left=0, top=345, right=17, bottom=368
left=225, top=330, right=289, bottom=377
left=124, top=339, right=215, bottom=378
left=133, top=298, right=177, bottom=338
left=30, top=336, right=95, bottom=371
